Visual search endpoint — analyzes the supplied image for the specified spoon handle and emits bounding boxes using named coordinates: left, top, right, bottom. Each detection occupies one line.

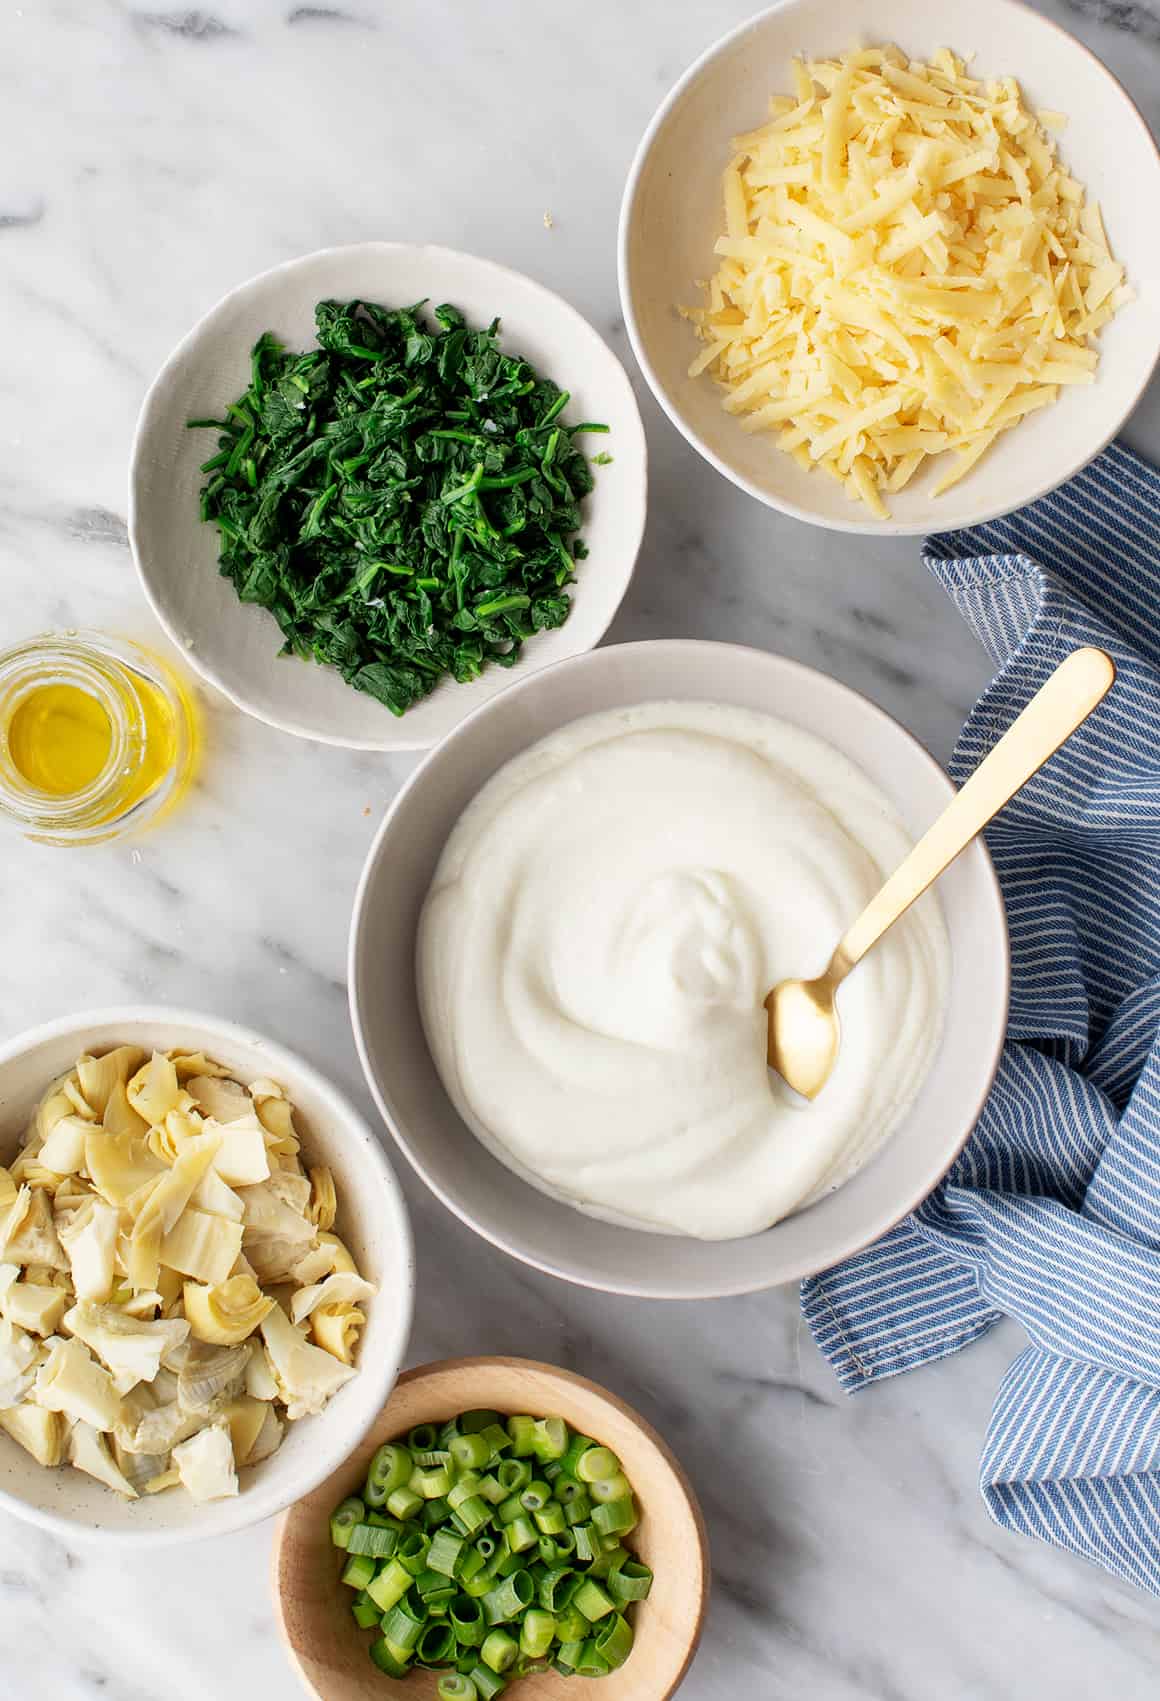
left=832, top=646, right=1116, bottom=978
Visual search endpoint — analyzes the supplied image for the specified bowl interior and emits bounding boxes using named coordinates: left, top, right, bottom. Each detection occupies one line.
left=0, top=1010, right=413, bottom=1542
left=274, top=1356, right=708, bottom=1701
left=351, top=640, right=1008, bottom=1298
left=130, top=243, right=647, bottom=749
left=620, top=0, right=1160, bottom=535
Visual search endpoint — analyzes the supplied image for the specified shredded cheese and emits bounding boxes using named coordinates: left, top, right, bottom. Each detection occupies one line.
left=683, top=44, right=1132, bottom=517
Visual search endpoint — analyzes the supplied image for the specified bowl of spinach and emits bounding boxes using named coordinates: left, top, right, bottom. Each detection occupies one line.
left=129, top=244, right=647, bottom=749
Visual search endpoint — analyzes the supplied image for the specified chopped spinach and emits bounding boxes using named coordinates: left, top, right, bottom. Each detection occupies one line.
left=189, top=299, right=604, bottom=716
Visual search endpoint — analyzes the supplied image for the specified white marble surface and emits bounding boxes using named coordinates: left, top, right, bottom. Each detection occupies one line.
left=2, top=1, right=1160, bottom=1695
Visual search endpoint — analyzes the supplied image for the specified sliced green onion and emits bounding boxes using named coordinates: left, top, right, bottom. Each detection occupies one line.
left=330, top=1496, right=366, bottom=1549
left=457, top=1545, right=487, bottom=1586
left=573, top=1523, right=597, bottom=1564
left=576, top=1446, right=621, bottom=1484
left=495, top=1492, right=526, bottom=1527
left=519, top=1479, right=552, bottom=1513
left=496, top=1459, right=532, bottom=1496
left=450, top=1432, right=493, bottom=1471
left=571, top=1578, right=616, bottom=1622
left=413, top=1464, right=453, bottom=1499
left=537, top=1565, right=577, bottom=1613
left=341, top=1553, right=376, bottom=1590
left=543, top=1461, right=564, bottom=1484
left=519, top=1609, right=556, bottom=1659
left=397, top=1531, right=432, bottom=1575
left=563, top=1493, right=593, bottom=1527
left=409, top=1423, right=439, bottom=1452
left=468, top=1665, right=508, bottom=1700
left=587, top=1541, right=627, bottom=1580
left=346, top=1523, right=398, bottom=1559
left=480, top=1629, right=519, bottom=1674
left=417, top=1566, right=457, bottom=1599
left=560, top=1433, right=596, bottom=1477
left=447, top=1473, right=482, bottom=1511
left=574, top=1639, right=610, bottom=1676
left=450, top=1593, right=486, bottom=1647
left=530, top=1418, right=568, bottom=1463
left=428, top=1528, right=466, bottom=1577
left=382, top=1598, right=425, bottom=1652
left=477, top=1423, right=512, bottom=1458
left=554, top=1604, right=589, bottom=1644
left=476, top=1473, right=505, bottom=1506
left=504, top=1516, right=538, bottom=1555
left=351, top=1593, right=381, bottom=1630
left=555, top=1639, right=585, bottom=1672
left=369, top=1636, right=410, bottom=1677
left=537, top=1535, right=572, bottom=1566
left=418, top=1621, right=456, bottom=1666
left=596, top=1612, right=634, bottom=1669
left=437, top=1672, right=478, bottom=1699
left=459, top=1409, right=503, bottom=1435
left=590, top=1472, right=632, bottom=1505
left=608, top=1558, right=653, bottom=1602
left=366, top=1557, right=413, bottom=1614
left=481, top=1570, right=534, bottom=1625
left=592, top=1495, right=637, bottom=1539
left=506, top=1415, right=537, bottom=1457
left=424, top=1496, right=452, bottom=1529
left=454, top=1495, right=492, bottom=1537
left=532, top=1502, right=566, bottom=1536
left=387, top=1484, right=424, bottom=1521
left=364, top=1443, right=412, bottom=1507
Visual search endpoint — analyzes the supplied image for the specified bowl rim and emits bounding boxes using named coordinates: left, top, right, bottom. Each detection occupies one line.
left=616, top=0, right=1160, bottom=537
left=271, top=1353, right=711, bottom=1701
left=349, top=637, right=1011, bottom=1298
left=0, top=1003, right=416, bottom=1546
left=127, top=240, right=649, bottom=750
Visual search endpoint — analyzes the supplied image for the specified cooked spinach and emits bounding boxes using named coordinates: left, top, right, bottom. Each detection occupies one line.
left=189, top=299, right=606, bottom=716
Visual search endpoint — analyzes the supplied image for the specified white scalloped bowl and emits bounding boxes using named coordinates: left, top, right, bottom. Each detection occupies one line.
left=0, top=1008, right=414, bottom=1545
left=130, top=243, right=647, bottom=749
left=619, top=0, right=1160, bottom=535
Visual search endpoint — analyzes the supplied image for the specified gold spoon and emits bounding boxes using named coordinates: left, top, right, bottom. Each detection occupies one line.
left=766, top=646, right=1116, bottom=1100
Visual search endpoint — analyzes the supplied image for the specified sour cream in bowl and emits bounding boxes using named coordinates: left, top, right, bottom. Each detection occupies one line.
left=350, top=641, right=1008, bottom=1297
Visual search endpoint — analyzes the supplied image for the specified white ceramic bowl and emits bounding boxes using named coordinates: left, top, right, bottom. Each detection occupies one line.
left=129, top=244, right=647, bottom=749
left=0, top=1008, right=414, bottom=1544
left=350, top=640, right=1009, bottom=1298
left=618, top=0, right=1160, bottom=536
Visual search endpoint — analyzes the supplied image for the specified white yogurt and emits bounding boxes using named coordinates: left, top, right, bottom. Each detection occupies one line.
left=417, top=701, right=949, bottom=1241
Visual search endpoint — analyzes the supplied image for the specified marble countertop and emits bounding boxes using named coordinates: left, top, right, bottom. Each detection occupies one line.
left=2, top=1, right=1160, bottom=1695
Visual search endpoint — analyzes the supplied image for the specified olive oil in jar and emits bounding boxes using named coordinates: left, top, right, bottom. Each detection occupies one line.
left=0, top=634, right=196, bottom=845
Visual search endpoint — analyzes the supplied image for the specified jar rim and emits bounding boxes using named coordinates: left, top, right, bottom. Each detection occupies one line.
left=0, top=632, right=193, bottom=845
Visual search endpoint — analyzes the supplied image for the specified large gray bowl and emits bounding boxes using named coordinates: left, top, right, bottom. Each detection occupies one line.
left=349, top=641, right=1008, bottom=1297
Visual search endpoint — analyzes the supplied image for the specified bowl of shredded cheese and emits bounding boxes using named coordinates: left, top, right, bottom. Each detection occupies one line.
left=618, top=0, right=1160, bottom=533
left=0, top=1008, right=413, bottom=1544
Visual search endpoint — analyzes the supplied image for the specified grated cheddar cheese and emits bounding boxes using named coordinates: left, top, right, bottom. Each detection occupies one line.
left=682, top=45, right=1131, bottom=517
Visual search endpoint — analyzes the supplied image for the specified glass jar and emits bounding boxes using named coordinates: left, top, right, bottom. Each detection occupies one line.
left=0, top=632, right=196, bottom=846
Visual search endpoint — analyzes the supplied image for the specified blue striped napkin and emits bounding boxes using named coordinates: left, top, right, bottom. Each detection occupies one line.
left=801, top=441, right=1160, bottom=1594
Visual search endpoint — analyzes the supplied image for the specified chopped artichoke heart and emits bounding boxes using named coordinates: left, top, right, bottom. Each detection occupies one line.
left=38, top=1115, right=92, bottom=1177
left=0, top=1318, right=41, bottom=1407
left=186, top=1076, right=253, bottom=1124
left=183, top=1275, right=274, bottom=1345
left=58, top=1198, right=120, bottom=1301
left=2, top=1186, right=66, bottom=1271
left=171, top=1422, right=239, bottom=1501
left=311, top=1304, right=365, bottom=1365
left=260, top=1304, right=356, bottom=1419
left=34, top=1336, right=123, bottom=1431
left=126, top=1052, right=185, bottom=1125
left=69, top=1419, right=138, bottom=1498
left=161, top=1210, right=244, bottom=1286
left=76, top=1047, right=147, bottom=1118
left=0, top=1403, right=64, bottom=1467
left=84, top=1131, right=164, bottom=1207
left=205, top=1114, right=270, bottom=1187
left=290, top=1272, right=376, bottom=1326
left=64, top=1303, right=190, bottom=1394
left=2, top=1280, right=69, bottom=1338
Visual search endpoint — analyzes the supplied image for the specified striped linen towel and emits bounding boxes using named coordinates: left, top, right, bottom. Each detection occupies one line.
left=800, top=441, right=1160, bottom=1593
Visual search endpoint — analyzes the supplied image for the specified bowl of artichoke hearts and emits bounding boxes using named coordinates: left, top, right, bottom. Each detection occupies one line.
left=0, top=1007, right=413, bottom=1544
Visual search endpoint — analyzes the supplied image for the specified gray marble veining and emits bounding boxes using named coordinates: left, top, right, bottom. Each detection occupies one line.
left=1, top=1, right=1159, bottom=1696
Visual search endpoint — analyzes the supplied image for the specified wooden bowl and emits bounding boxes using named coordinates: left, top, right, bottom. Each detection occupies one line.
left=274, top=1356, right=708, bottom=1700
